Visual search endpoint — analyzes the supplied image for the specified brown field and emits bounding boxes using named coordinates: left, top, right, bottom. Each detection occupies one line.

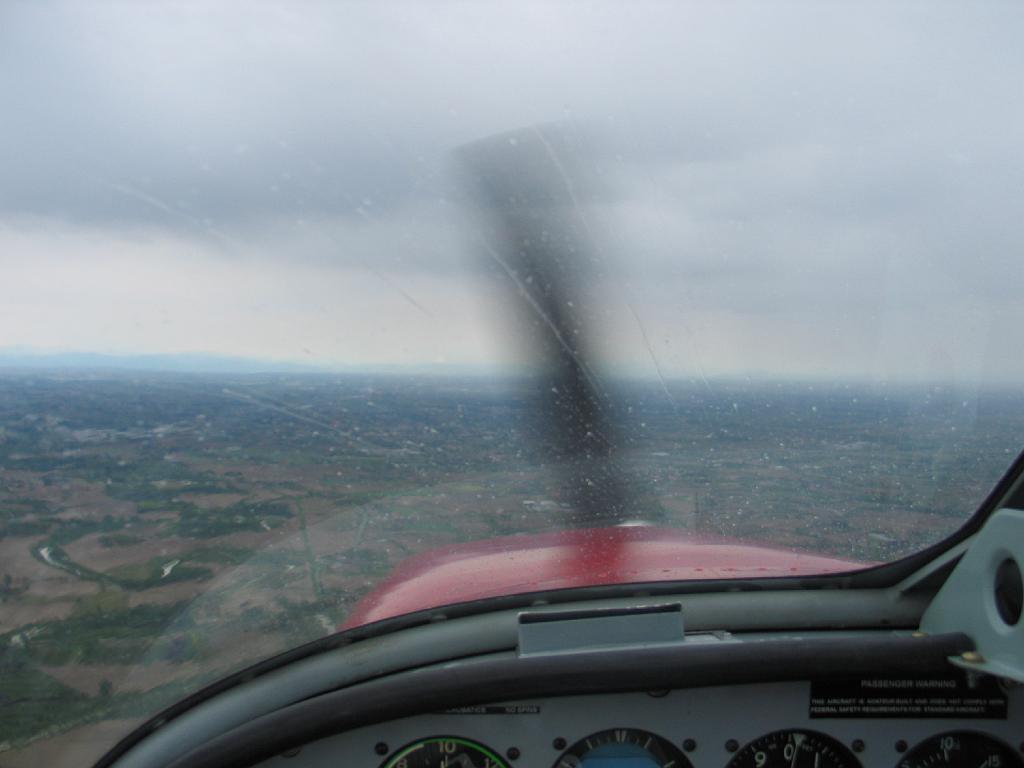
left=0, top=538, right=100, bottom=633
left=123, top=579, right=215, bottom=609
left=39, top=661, right=192, bottom=696
left=0, top=718, right=144, bottom=768
left=64, top=527, right=189, bottom=572
left=0, top=537, right=68, bottom=587
left=0, top=598, right=81, bottom=635
left=179, top=492, right=247, bottom=508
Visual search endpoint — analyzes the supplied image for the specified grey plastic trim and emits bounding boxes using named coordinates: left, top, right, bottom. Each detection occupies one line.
left=921, top=507, right=1024, bottom=682
left=518, top=603, right=685, bottom=655
left=894, top=535, right=973, bottom=594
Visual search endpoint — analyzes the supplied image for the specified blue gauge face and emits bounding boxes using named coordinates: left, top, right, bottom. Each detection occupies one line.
left=380, top=737, right=509, bottom=768
left=899, top=732, right=1023, bottom=768
left=554, top=729, right=693, bottom=768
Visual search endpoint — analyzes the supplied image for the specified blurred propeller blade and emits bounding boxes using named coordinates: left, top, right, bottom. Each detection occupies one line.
left=455, top=124, right=639, bottom=527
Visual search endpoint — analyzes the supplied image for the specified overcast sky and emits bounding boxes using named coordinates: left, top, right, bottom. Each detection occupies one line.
left=2, top=1, right=1022, bottom=383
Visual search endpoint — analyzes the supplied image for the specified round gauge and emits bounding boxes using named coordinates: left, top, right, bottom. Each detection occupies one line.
left=380, top=736, right=510, bottom=768
left=553, top=728, right=693, bottom=768
left=899, top=732, right=1023, bottom=768
left=727, top=730, right=861, bottom=768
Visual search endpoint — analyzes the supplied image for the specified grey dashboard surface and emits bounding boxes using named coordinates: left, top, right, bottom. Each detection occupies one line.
left=255, top=682, right=1022, bottom=768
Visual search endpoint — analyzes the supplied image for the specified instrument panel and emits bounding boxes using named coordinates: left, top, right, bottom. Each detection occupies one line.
left=256, top=680, right=1022, bottom=768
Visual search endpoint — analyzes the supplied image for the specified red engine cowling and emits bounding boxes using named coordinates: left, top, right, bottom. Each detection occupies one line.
left=342, top=526, right=868, bottom=629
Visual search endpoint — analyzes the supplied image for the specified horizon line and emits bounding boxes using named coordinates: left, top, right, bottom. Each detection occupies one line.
left=0, top=348, right=1020, bottom=389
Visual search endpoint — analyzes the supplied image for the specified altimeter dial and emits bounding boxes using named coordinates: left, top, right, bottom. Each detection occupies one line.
left=899, top=732, right=1023, bottom=768
left=726, top=730, right=861, bottom=768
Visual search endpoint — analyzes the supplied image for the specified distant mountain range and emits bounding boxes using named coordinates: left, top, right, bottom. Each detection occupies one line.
left=0, top=350, right=331, bottom=374
left=0, top=349, right=505, bottom=377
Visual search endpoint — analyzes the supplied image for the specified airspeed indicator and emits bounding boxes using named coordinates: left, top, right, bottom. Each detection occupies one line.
left=379, top=737, right=509, bottom=768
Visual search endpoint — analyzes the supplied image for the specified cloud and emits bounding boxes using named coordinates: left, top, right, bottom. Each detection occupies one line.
left=0, top=219, right=507, bottom=369
left=2, top=1, right=1023, bottom=381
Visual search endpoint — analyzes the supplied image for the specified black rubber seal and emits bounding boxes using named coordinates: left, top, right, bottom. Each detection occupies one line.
left=164, top=631, right=972, bottom=768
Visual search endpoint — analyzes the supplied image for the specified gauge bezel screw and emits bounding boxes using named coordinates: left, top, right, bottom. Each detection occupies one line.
left=852, top=739, right=865, bottom=753
left=553, top=738, right=567, bottom=751
left=726, top=739, right=739, bottom=753
left=895, top=740, right=908, bottom=753
left=506, top=746, right=521, bottom=761
left=374, top=742, right=389, bottom=756
left=683, top=739, right=697, bottom=752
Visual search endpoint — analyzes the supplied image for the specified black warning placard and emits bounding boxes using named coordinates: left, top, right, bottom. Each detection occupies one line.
left=810, top=675, right=1007, bottom=719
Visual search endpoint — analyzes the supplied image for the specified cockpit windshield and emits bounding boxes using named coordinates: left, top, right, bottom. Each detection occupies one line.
left=2, top=2, right=1023, bottom=766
